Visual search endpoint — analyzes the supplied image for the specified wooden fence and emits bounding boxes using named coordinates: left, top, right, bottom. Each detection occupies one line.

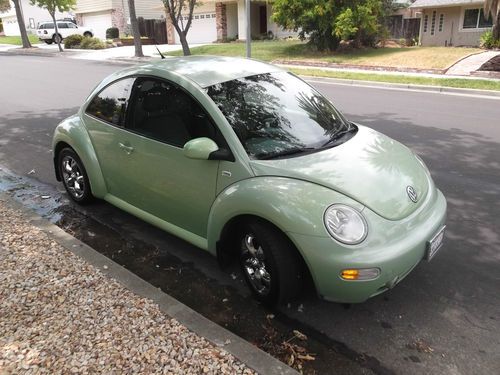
left=137, top=17, right=168, bottom=44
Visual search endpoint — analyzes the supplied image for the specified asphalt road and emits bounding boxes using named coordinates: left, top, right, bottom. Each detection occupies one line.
left=1, top=55, right=499, bottom=374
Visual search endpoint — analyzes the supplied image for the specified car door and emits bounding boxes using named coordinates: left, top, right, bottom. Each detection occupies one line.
left=57, top=22, right=70, bottom=38
left=118, top=77, right=223, bottom=238
left=83, top=77, right=141, bottom=204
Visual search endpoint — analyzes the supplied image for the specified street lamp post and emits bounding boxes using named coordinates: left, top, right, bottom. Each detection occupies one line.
left=246, top=0, right=251, bottom=58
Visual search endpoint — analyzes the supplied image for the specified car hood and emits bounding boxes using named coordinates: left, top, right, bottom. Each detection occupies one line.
left=249, top=125, right=430, bottom=221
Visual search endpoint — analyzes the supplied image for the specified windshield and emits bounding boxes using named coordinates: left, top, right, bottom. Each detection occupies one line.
left=206, top=71, right=355, bottom=160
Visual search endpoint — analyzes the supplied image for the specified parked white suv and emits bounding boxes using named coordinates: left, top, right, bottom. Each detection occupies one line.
left=37, top=21, right=93, bottom=44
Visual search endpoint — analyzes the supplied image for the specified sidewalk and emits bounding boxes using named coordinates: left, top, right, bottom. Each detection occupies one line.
left=0, top=196, right=256, bottom=374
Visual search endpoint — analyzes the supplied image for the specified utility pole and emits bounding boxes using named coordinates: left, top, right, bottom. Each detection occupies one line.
left=245, top=0, right=251, bottom=58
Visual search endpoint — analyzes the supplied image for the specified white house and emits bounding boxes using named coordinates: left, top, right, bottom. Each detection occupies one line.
left=0, top=0, right=71, bottom=36
left=73, top=0, right=296, bottom=44
left=74, top=0, right=165, bottom=39
left=410, top=0, right=493, bottom=46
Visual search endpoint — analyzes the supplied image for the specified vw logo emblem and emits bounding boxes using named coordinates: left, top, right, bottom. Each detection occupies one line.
left=407, top=186, right=418, bottom=203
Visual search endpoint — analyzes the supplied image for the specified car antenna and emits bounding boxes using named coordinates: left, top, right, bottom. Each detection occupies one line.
left=155, top=45, right=166, bottom=59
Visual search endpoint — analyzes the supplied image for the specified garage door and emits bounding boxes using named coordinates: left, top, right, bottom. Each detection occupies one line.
left=81, top=11, right=112, bottom=40
left=178, top=12, right=217, bottom=44
left=2, top=16, right=20, bottom=36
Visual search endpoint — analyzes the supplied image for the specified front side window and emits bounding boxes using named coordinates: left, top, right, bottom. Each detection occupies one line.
left=68, top=23, right=77, bottom=28
left=463, top=8, right=493, bottom=29
left=86, top=78, right=134, bottom=126
left=207, top=72, right=355, bottom=160
left=126, top=78, right=224, bottom=148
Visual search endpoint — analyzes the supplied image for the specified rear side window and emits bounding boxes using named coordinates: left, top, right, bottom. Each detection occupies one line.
left=86, top=78, right=135, bottom=126
left=57, top=22, right=68, bottom=29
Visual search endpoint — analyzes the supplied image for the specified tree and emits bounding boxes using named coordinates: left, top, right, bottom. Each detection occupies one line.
left=162, top=0, right=197, bottom=56
left=9, top=0, right=32, bottom=48
left=272, top=0, right=388, bottom=51
left=0, top=0, right=10, bottom=12
left=30, top=0, right=76, bottom=52
left=127, top=0, right=144, bottom=57
left=485, top=0, right=500, bottom=40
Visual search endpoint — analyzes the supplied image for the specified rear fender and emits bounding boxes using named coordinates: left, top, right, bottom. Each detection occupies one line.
left=52, top=115, right=107, bottom=198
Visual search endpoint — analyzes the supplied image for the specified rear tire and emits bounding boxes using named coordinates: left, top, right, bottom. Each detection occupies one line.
left=238, top=220, right=303, bottom=305
left=58, top=148, right=94, bottom=205
left=83, top=32, right=93, bottom=38
left=53, top=34, right=62, bottom=44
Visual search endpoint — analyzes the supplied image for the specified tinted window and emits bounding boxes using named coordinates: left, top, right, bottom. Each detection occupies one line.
left=86, top=78, right=134, bottom=126
left=127, top=78, right=224, bottom=148
left=68, top=23, right=77, bottom=28
left=206, top=72, right=354, bottom=160
left=463, top=9, right=479, bottom=28
left=478, top=9, right=493, bottom=28
left=57, top=22, right=68, bottom=29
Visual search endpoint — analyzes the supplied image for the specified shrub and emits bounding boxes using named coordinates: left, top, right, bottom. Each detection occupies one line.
left=79, top=37, right=106, bottom=49
left=106, top=27, right=119, bottom=39
left=64, top=34, right=84, bottom=49
left=480, top=30, right=500, bottom=49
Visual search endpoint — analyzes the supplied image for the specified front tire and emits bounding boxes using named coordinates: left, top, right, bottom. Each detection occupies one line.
left=238, top=220, right=303, bottom=305
left=44, top=40, right=53, bottom=44
left=83, top=32, right=93, bottom=38
left=58, top=148, right=94, bottom=205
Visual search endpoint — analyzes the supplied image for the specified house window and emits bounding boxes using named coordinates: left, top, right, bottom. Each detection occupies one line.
left=430, top=11, right=436, bottom=35
left=463, top=8, right=493, bottom=29
left=423, top=14, right=428, bottom=32
left=438, top=14, right=444, bottom=32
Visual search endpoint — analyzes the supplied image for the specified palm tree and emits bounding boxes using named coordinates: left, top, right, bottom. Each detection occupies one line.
left=485, top=0, right=500, bottom=39
left=11, top=0, right=32, bottom=48
left=127, top=0, right=144, bottom=57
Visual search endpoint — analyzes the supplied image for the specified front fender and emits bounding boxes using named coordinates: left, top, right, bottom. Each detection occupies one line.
left=52, top=115, right=107, bottom=198
left=207, top=177, right=364, bottom=255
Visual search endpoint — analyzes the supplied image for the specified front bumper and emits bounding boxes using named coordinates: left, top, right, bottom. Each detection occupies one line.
left=288, top=188, right=447, bottom=303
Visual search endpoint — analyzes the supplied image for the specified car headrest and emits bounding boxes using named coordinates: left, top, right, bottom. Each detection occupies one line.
left=143, top=87, right=168, bottom=113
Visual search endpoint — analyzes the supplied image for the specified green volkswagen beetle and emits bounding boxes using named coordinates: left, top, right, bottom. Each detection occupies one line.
left=52, top=56, right=447, bottom=305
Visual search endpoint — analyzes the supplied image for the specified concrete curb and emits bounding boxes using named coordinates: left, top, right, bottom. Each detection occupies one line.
left=1, top=192, right=298, bottom=375
left=300, top=75, right=500, bottom=99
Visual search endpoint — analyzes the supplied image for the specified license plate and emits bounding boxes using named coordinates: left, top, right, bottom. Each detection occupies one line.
left=426, top=225, right=446, bottom=261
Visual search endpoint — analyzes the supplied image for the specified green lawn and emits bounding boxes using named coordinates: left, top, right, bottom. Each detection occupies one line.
left=290, top=68, right=500, bottom=91
left=166, top=40, right=482, bottom=70
left=0, top=35, right=40, bottom=45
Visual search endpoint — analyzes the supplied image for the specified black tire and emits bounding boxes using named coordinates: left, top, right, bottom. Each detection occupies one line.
left=83, top=32, right=93, bottom=38
left=45, top=40, right=53, bottom=45
left=58, top=148, right=94, bottom=205
left=238, top=220, right=303, bottom=305
left=53, top=34, right=62, bottom=43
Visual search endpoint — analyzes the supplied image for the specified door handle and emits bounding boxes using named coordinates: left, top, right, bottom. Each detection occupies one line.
left=118, top=142, right=134, bottom=154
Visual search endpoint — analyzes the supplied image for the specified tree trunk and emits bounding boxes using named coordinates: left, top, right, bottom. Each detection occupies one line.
left=51, top=13, right=63, bottom=52
left=127, top=0, right=144, bottom=57
left=179, top=31, right=191, bottom=56
left=494, top=13, right=500, bottom=41
left=12, top=0, right=31, bottom=48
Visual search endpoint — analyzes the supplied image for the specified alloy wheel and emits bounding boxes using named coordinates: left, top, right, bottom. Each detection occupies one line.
left=61, top=155, right=86, bottom=199
left=241, top=234, right=272, bottom=296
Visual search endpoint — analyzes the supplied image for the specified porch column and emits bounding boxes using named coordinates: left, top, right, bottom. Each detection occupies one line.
left=165, top=11, right=176, bottom=45
left=237, top=0, right=247, bottom=40
left=216, top=2, right=227, bottom=42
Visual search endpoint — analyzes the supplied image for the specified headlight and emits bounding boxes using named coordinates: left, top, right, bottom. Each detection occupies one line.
left=324, top=204, right=368, bottom=245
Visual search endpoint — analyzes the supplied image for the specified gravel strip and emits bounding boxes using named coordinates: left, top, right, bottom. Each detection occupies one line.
left=0, top=199, right=255, bottom=374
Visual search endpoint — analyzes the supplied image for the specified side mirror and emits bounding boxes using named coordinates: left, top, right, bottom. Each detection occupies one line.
left=183, top=137, right=219, bottom=160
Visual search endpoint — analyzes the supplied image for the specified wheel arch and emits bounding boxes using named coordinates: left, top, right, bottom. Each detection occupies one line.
left=215, top=213, right=316, bottom=293
left=52, top=117, right=107, bottom=198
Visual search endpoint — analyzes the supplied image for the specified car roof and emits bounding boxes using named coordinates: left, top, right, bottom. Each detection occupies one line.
left=140, top=56, right=284, bottom=88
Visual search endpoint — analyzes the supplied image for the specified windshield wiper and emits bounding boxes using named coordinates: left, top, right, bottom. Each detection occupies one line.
left=258, top=147, right=315, bottom=160
left=321, top=126, right=357, bottom=148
